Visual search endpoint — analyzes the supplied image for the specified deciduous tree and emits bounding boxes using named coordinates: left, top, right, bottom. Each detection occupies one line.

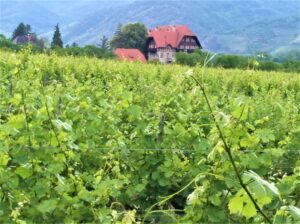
left=110, top=23, right=148, bottom=52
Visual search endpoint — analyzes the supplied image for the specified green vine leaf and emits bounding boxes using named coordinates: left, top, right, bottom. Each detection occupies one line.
left=282, top=206, right=300, bottom=221
left=228, top=189, right=258, bottom=220
left=243, top=170, right=281, bottom=200
left=36, top=199, right=59, bottom=214
left=242, top=198, right=257, bottom=219
left=15, top=165, right=33, bottom=179
left=228, top=195, right=244, bottom=214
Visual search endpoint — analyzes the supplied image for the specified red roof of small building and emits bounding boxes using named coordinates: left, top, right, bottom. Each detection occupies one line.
left=148, top=25, right=197, bottom=48
left=115, top=48, right=146, bottom=63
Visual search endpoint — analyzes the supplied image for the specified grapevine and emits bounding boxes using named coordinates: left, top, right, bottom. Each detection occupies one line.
left=0, top=50, right=299, bottom=223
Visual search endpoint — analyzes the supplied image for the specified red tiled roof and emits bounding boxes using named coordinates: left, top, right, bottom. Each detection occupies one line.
left=115, top=48, right=146, bottom=63
left=148, top=25, right=197, bottom=48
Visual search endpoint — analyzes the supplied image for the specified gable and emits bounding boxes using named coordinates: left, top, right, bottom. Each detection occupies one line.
left=147, top=25, right=200, bottom=49
left=178, top=36, right=202, bottom=49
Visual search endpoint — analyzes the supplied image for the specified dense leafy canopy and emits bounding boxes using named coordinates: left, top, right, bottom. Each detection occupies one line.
left=176, top=51, right=300, bottom=73
left=110, top=23, right=148, bottom=52
left=12, top=23, right=31, bottom=40
left=0, top=50, right=299, bottom=223
left=0, top=35, right=20, bottom=51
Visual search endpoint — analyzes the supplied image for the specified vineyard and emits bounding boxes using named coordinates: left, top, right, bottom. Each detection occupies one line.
left=0, top=49, right=299, bottom=223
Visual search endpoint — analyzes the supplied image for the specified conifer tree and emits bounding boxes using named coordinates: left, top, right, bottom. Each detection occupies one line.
left=99, top=35, right=109, bottom=50
left=51, top=24, right=63, bottom=48
left=12, top=23, right=28, bottom=39
left=25, top=24, right=31, bottom=34
left=114, top=23, right=122, bottom=36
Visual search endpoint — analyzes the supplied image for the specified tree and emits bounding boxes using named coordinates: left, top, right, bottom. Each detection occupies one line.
left=99, top=35, right=109, bottom=50
left=36, top=37, right=47, bottom=49
left=25, top=24, right=31, bottom=34
left=0, top=34, right=20, bottom=51
left=114, top=23, right=123, bottom=36
left=283, top=60, right=300, bottom=73
left=110, top=23, right=148, bottom=52
left=12, top=23, right=29, bottom=39
left=71, top=42, right=78, bottom=47
left=51, top=24, right=63, bottom=48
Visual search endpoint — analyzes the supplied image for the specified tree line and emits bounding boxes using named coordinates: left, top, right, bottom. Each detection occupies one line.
left=175, top=50, right=300, bottom=73
left=1, top=22, right=149, bottom=59
left=3, top=22, right=147, bottom=50
left=1, top=22, right=299, bottom=73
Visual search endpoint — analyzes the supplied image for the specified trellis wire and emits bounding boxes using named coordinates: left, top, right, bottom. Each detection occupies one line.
left=11, top=146, right=300, bottom=152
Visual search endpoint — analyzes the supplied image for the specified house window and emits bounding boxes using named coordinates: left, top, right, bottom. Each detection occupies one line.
left=186, top=37, right=190, bottom=42
left=167, top=52, right=169, bottom=58
left=160, top=52, right=163, bottom=58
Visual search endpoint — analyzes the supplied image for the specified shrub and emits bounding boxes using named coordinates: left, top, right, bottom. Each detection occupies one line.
left=282, top=60, right=300, bottom=73
left=0, top=34, right=20, bottom=51
left=148, top=59, right=160, bottom=64
left=53, top=45, right=115, bottom=59
left=214, top=55, right=249, bottom=69
left=258, top=61, right=282, bottom=71
left=175, top=50, right=211, bottom=66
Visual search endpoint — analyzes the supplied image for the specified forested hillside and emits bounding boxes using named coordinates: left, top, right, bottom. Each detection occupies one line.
left=1, top=0, right=299, bottom=54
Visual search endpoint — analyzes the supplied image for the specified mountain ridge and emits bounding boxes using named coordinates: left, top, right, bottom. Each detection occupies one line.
left=0, top=0, right=299, bottom=54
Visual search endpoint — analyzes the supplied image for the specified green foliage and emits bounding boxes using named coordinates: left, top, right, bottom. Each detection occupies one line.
left=258, top=61, right=282, bottom=71
left=51, top=24, right=63, bottom=49
left=175, top=50, right=211, bottom=66
left=12, top=22, right=31, bottom=40
left=283, top=60, right=300, bottom=73
left=0, top=50, right=299, bottom=223
left=214, top=54, right=253, bottom=69
left=99, top=35, right=110, bottom=50
left=60, top=45, right=115, bottom=59
left=110, top=23, right=148, bottom=52
left=148, top=59, right=160, bottom=64
left=176, top=52, right=299, bottom=73
left=0, top=34, right=20, bottom=51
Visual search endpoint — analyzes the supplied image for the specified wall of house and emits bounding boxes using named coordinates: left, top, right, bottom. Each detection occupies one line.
left=148, top=52, right=158, bottom=61
left=157, top=48, right=176, bottom=63
left=147, top=36, right=201, bottom=63
left=148, top=48, right=176, bottom=63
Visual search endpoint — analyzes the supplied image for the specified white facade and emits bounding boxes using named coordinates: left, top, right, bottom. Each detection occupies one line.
left=148, top=47, right=176, bottom=63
